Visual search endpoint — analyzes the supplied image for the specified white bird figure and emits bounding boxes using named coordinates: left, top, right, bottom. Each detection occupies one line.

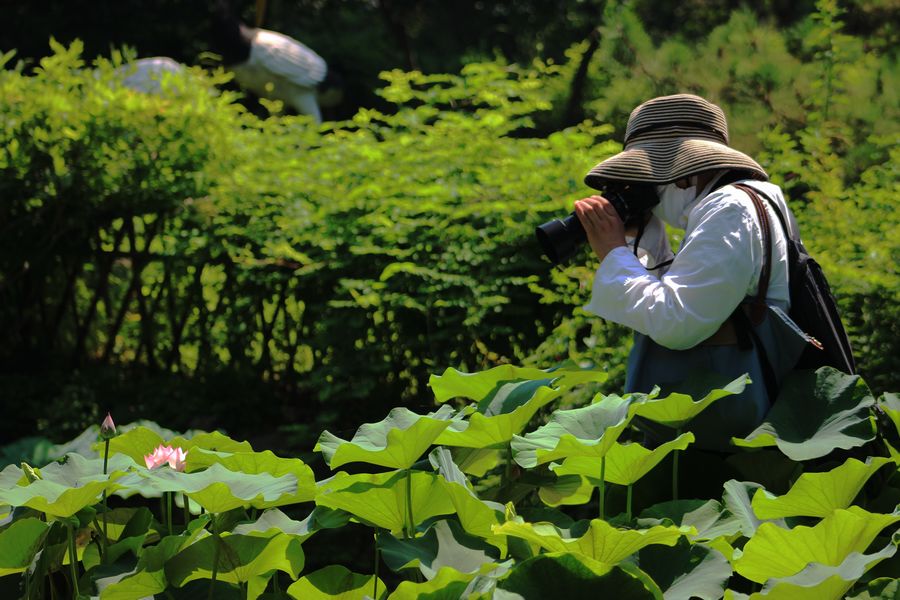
left=211, top=1, right=329, bottom=122
left=118, top=57, right=186, bottom=94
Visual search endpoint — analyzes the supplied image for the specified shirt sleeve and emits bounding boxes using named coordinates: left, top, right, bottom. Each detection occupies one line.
left=583, top=191, right=759, bottom=350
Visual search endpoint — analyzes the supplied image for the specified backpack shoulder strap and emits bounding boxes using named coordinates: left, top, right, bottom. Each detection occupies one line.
left=733, top=183, right=772, bottom=323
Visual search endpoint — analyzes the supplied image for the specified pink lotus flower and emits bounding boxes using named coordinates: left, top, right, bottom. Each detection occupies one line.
left=100, top=412, right=117, bottom=440
left=143, top=444, right=188, bottom=471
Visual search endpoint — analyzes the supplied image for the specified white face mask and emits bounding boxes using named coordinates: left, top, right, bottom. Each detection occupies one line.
left=653, top=180, right=698, bottom=229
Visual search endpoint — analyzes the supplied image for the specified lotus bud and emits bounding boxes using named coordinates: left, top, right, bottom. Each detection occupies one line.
left=100, top=412, right=117, bottom=440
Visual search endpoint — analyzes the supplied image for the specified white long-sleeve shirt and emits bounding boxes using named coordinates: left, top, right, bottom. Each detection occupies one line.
left=584, top=180, right=798, bottom=350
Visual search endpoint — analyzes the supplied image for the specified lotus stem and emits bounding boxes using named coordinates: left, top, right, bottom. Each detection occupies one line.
left=626, top=484, right=633, bottom=522
left=598, top=456, right=606, bottom=520
left=166, top=492, right=174, bottom=535
left=405, top=469, right=415, bottom=539
left=373, top=529, right=380, bottom=600
left=67, top=523, right=80, bottom=597
left=183, top=492, right=190, bottom=527
left=673, top=428, right=681, bottom=501
left=208, top=517, right=221, bottom=600
left=102, top=438, right=110, bottom=559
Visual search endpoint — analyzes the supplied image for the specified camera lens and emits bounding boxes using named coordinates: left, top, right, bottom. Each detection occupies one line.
left=535, top=212, right=586, bottom=265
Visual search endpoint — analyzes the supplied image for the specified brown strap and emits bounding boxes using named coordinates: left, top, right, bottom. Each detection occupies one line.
left=733, top=183, right=771, bottom=324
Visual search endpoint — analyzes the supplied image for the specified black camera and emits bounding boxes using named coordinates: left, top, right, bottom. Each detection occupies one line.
left=535, top=181, right=658, bottom=265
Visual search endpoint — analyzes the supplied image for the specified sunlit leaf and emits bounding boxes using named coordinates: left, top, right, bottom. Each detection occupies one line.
left=429, top=364, right=606, bottom=404
left=187, top=448, right=317, bottom=504
left=316, top=470, right=455, bottom=536
left=553, top=433, right=695, bottom=486
left=630, top=373, right=749, bottom=429
left=493, top=518, right=692, bottom=564
left=751, top=456, right=894, bottom=519
left=510, top=394, right=635, bottom=468
left=165, top=529, right=305, bottom=597
left=315, top=405, right=456, bottom=470
left=287, top=564, right=386, bottom=600
left=387, top=565, right=479, bottom=599
left=129, top=462, right=299, bottom=513
left=0, top=453, right=134, bottom=518
left=734, top=506, right=900, bottom=583
left=731, top=368, right=876, bottom=461
left=726, top=537, right=898, bottom=599
left=639, top=499, right=742, bottom=543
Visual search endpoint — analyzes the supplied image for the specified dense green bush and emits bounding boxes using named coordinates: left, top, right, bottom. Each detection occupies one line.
left=1, top=0, right=897, bottom=450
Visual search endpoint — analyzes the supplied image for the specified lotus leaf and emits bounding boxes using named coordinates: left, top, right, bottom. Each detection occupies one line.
left=553, top=433, right=695, bottom=486
left=429, top=448, right=506, bottom=551
left=751, top=456, right=894, bottom=519
left=388, top=564, right=480, bottom=599
left=493, top=518, right=692, bottom=564
left=0, top=517, right=49, bottom=576
left=639, top=499, right=742, bottom=543
left=97, top=535, right=185, bottom=600
left=315, top=405, right=456, bottom=470
left=0, top=453, right=134, bottom=518
left=316, top=470, right=456, bottom=535
left=731, top=368, right=876, bottom=461
left=734, top=506, right=900, bottom=583
left=104, top=426, right=252, bottom=465
left=287, top=564, right=386, bottom=600
left=726, top=537, right=897, bottom=599
left=845, top=577, right=900, bottom=600
left=378, top=520, right=500, bottom=579
left=232, top=507, right=351, bottom=543
left=187, top=448, right=317, bottom=504
left=638, top=538, right=732, bottom=600
left=630, top=373, right=748, bottom=429
left=510, top=393, right=636, bottom=468
left=429, top=364, right=606, bottom=404
left=131, top=462, right=299, bottom=513
left=496, top=552, right=663, bottom=599
left=722, top=480, right=785, bottom=538
left=165, top=530, right=305, bottom=599
left=538, top=473, right=595, bottom=507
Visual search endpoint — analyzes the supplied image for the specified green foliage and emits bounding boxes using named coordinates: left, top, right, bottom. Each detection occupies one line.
left=3, top=366, right=895, bottom=598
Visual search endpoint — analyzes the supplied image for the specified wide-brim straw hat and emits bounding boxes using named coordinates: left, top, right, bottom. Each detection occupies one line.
left=584, top=94, right=767, bottom=188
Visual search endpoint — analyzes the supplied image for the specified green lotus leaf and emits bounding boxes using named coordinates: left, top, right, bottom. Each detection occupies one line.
left=0, top=517, right=49, bottom=576
left=493, top=518, right=692, bottom=564
left=538, top=473, right=595, bottom=507
left=722, top=480, right=786, bottom=538
left=0, top=453, right=135, bottom=518
left=496, top=552, right=663, bottom=599
left=449, top=447, right=503, bottom=477
left=165, top=530, right=305, bottom=599
left=734, top=506, right=900, bottom=583
left=553, top=433, right=695, bottom=486
left=731, top=368, right=876, bottom=461
left=435, top=386, right=562, bottom=449
left=98, top=535, right=185, bottom=600
left=751, top=456, right=894, bottom=519
left=104, top=426, right=252, bottom=465
left=232, top=507, right=351, bottom=543
left=133, top=462, right=299, bottom=513
left=378, top=519, right=500, bottom=579
left=630, top=373, right=749, bottom=429
left=429, top=448, right=506, bottom=552
left=511, top=394, right=636, bottom=468
left=429, top=364, right=606, bottom=404
left=639, top=499, right=742, bottom=543
left=287, top=564, right=386, bottom=600
left=187, top=448, right=317, bottom=504
left=316, top=470, right=456, bottom=535
left=387, top=565, right=480, bottom=599
left=726, top=537, right=898, bottom=599
left=845, top=577, right=900, bottom=600
left=639, top=538, right=732, bottom=600
left=315, top=405, right=456, bottom=470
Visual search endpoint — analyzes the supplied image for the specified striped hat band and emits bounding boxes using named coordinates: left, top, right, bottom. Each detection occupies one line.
left=585, top=94, right=767, bottom=187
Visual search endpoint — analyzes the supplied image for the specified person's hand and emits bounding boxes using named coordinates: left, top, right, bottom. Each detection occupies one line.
left=573, top=195, right=627, bottom=261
